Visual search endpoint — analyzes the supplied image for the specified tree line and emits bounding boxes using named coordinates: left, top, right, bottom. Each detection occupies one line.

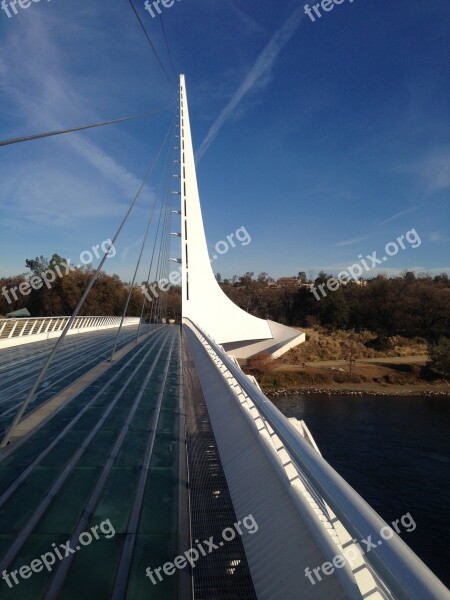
left=1, top=257, right=449, bottom=343
left=0, top=254, right=180, bottom=320
left=219, top=271, right=450, bottom=341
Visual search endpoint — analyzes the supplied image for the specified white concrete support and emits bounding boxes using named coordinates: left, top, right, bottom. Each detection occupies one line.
left=179, top=75, right=305, bottom=358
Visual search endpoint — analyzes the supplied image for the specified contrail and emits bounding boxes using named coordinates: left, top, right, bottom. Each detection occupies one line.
left=196, top=6, right=305, bottom=162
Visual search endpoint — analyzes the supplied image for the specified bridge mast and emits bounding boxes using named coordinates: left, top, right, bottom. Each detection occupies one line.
left=178, top=75, right=305, bottom=358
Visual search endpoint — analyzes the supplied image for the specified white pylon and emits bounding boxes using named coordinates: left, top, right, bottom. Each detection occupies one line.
left=178, top=75, right=305, bottom=358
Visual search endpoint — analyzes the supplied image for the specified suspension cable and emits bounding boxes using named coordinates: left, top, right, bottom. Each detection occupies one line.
left=147, top=135, right=176, bottom=324
left=159, top=13, right=175, bottom=78
left=136, top=124, right=175, bottom=338
left=153, top=162, right=174, bottom=323
left=0, top=103, right=175, bottom=148
left=154, top=174, right=174, bottom=323
left=0, top=114, right=176, bottom=448
left=150, top=178, right=172, bottom=323
left=127, top=0, right=173, bottom=84
left=109, top=117, right=175, bottom=361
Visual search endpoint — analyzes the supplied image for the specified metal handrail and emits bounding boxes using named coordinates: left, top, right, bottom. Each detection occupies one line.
left=0, top=315, right=140, bottom=322
left=0, top=316, right=141, bottom=339
left=184, top=318, right=450, bottom=600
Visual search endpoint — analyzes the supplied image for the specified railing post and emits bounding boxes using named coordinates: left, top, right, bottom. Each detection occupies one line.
left=8, top=321, right=18, bottom=339
left=18, top=321, right=28, bottom=337
left=28, top=319, right=38, bottom=335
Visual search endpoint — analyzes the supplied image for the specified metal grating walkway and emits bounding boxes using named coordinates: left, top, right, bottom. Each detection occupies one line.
left=182, top=334, right=257, bottom=600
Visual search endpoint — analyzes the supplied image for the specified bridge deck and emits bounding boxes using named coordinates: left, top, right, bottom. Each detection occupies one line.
left=0, top=325, right=146, bottom=437
left=0, top=327, right=186, bottom=599
left=1, top=325, right=446, bottom=599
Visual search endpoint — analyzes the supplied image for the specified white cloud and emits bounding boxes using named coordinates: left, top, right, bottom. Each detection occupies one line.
left=0, top=162, right=126, bottom=227
left=66, top=135, right=142, bottom=196
left=229, top=4, right=266, bottom=34
left=0, top=11, right=151, bottom=228
left=381, top=204, right=423, bottom=225
left=430, top=232, right=450, bottom=243
left=334, top=235, right=371, bottom=247
left=196, top=6, right=305, bottom=162
left=392, top=150, right=450, bottom=195
left=419, top=152, right=450, bottom=192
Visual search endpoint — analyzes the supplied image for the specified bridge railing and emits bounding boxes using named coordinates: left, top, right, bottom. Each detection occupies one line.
left=0, top=316, right=141, bottom=348
left=184, top=318, right=449, bottom=600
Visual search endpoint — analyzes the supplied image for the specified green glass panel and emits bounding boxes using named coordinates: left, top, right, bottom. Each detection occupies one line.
left=150, top=433, right=178, bottom=471
left=0, top=466, right=22, bottom=492
left=0, top=534, right=68, bottom=600
left=35, top=468, right=99, bottom=534
left=130, top=408, right=156, bottom=432
left=125, top=534, right=178, bottom=600
left=40, top=430, right=89, bottom=468
left=138, top=469, right=178, bottom=534
left=0, top=468, right=59, bottom=534
left=58, top=535, right=124, bottom=600
left=70, top=409, right=107, bottom=432
left=89, top=468, right=140, bottom=533
left=1, top=429, right=58, bottom=468
left=158, top=409, right=179, bottom=436
left=77, top=431, right=118, bottom=468
left=115, top=432, right=148, bottom=467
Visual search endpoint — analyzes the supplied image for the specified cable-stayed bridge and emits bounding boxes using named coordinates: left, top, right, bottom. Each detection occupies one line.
left=0, top=76, right=448, bottom=600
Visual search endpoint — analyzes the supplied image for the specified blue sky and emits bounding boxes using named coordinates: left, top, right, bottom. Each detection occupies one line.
left=0, top=0, right=449, bottom=281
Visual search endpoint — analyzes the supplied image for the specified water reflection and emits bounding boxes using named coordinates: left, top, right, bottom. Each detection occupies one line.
left=270, top=393, right=450, bottom=587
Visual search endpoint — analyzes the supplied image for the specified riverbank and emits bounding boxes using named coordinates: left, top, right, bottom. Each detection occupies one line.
left=265, top=384, right=450, bottom=397
left=249, top=363, right=450, bottom=397
left=243, top=328, right=450, bottom=397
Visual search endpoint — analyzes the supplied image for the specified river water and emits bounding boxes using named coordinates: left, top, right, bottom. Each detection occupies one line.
left=270, top=393, right=450, bottom=588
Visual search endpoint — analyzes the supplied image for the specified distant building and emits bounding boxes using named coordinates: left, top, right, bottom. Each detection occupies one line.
left=276, top=277, right=302, bottom=287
